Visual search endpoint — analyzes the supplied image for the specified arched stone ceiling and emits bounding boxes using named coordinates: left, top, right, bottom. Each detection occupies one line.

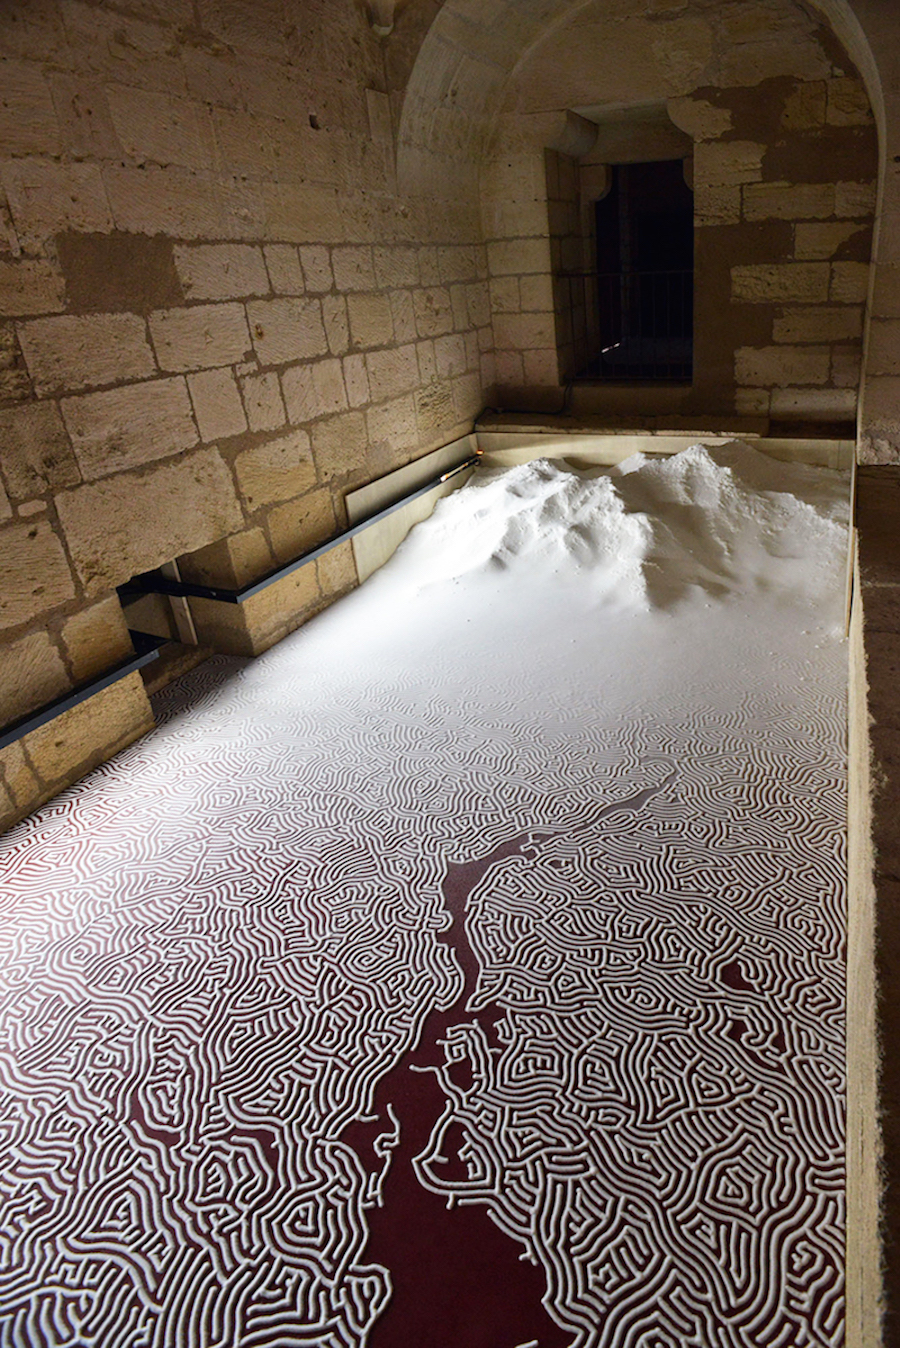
left=396, top=0, right=882, bottom=196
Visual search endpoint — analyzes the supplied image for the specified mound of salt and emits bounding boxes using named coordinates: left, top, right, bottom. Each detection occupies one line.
left=381, top=441, right=849, bottom=616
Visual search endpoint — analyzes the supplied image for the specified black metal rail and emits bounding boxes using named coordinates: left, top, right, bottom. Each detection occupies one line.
left=558, top=269, right=693, bottom=382
left=0, top=634, right=164, bottom=752
left=2, top=454, right=479, bottom=751
left=122, top=455, right=479, bottom=605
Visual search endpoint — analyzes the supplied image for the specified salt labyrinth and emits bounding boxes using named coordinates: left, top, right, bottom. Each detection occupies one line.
left=0, top=443, right=849, bottom=1348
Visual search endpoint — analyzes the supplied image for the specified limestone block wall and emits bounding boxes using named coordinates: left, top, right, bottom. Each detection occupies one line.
left=0, top=0, right=489, bottom=832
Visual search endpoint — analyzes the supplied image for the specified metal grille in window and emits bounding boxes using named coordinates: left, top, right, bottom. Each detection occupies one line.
left=560, top=268, right=693, bottom=382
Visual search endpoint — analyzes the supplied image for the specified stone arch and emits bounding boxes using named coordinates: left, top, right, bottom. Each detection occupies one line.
left=397, top=0, right=884, bottom=198
left=400, top=0, right=882, bottom=427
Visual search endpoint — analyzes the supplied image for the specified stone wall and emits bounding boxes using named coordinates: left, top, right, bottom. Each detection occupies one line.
left=480, top=0, right=877, bottom=421
left=0, top=0, right=489, bottom=831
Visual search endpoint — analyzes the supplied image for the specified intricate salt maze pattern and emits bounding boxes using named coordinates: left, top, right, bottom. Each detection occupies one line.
left=0, top=446, right=848, bottom=1347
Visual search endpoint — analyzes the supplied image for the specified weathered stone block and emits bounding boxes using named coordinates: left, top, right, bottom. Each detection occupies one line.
left=794, top=222, right=868, bottom=260
left=56, top=449, right=243, bottom=594
left=694, top=182, right=741, bottom=227
left=267, top=488, right=336, bottom=564
left=61, top=377, right=198, bottom=479
left=246, top=298, right=327, bottom=365
left=150, top=302, right=252, bottom=373
left=466, top=282, right=491, bottom=329
left=1, top=159, right=112, bottom=248
left=241, top=371, right=285, bottom=432
left=452, top=372, right=483, bottom=421
left=866, top=322, right=900, bottom=378
left=489, top=277, right=521, bottom=314
left=770, top=387, right=857, bottom=419
left=743, top=181, right=834, bottom=222
left=773, top=305, right=863, bottom=343
left=827, top=77, right=873, bottom=126
left=343, top=354, right=369, bottom=409
left=175, top=243, right=269, bottom=300
left=434, top=333, right=467, bottom=379
left=735, top=344, right=830, bottom=387
left=0, top=259, right=65, bottom=317
left=861, top=378, right=900, bottom=462
left=519, top=274, right=555, bottom=313
left=439, top=245, right=479, bottom=285
left=234, top=430, right=315, bottom=510
left=322, top=295, right=349, bottom=355
left=18, top=313, right=156, bottom=395
left=835, top=181, right=877, bottom=219
left=366, top=345, right=418, bottom=400
left=180, top=526, right=273, bottom=589
left=263, top=244, right=304, bottom=296
left=366, top=396, right=417, bottom=455
left=0, top=518, right=75, bottom=630
left=0, top=402, right=80, bottom=499
left=188, top=366, right=248, bottom=442
left=495, top=349, right=525, bottom=384
left=240, top=564, right=319, bottom=653
left=714, top=36, right=830, bottom=89
left=107, top=85, right=215, bottom=171
left=374, top=247, right=419, bottom=289
left=317, top=540, right=357, bottom=601
left=872, top=266, right=900, bottom=320
left=310, top=411, right=368, bottom=479
left=0, top=630, right=69, bottom=727
left=666, top=95, right=732, bottom=141
left=331, top=246, right=375, bottom=292
left=482, top=196, right=550, bottom=241
left=261, top=182, right=342, bottom=245
left=695, top=140, right=764, bottom=187
left=348, top=293, right=394, bottom=349
left=191, top=563, right=319, bottom=656
left=312, top=359, right=348, bottom=416
left=24, top=671, right=152, bottom=785
left=0, top=60, right=60, bottom=156
left=413, top=287, right=454, bottom=338
left=415, top=382, right=455, bottom=435
left=523, top=348, right=560, bottom=385
left=735, top=388, right=771, bottom=416
left=731, top=263, right=830, bottom=303
left=494, top=312, right=556, bottom=350
left=299, top=246, right=333, bottom=294
left=61, top=594, right=134, bottom=683
left=832, top=343, right=862, bottom=388
left=391, top=290, right=418, bottom=344
left=781, top=81, right=827, bottom=130
left=487, top=238, right=551, bottom=276
left=0, top=740, right=41, bottom=815
left=417, top=340, right=437, bottom=385
left=831, top=262, right=870, bottom=304
left=50, top=71, right=123, bottom=160
left=281, top=359, right=348, bottom=423
left=447, top=284, right=467, bottom=332
left=103, top=163, right=219, bottom=238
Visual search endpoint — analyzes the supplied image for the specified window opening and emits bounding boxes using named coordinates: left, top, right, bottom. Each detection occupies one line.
left=568, top=159, right=693, bottom=382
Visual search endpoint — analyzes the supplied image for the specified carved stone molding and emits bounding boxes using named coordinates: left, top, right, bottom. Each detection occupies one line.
left=368, top=0, right=396, bottom=36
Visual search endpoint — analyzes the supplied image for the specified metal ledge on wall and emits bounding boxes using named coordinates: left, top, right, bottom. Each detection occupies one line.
left=0, top=634, right=164, bottom=752
left=1, top=453, right=479, bottom=755
left=123, top=455, right=480, bottom=606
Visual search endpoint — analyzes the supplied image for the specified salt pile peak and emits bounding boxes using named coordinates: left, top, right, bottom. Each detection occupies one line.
left=387, top=441, right=850, bottom=616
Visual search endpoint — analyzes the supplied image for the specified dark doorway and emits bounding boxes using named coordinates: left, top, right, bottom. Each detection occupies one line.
left=575, top=159, right=693, bottom=381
